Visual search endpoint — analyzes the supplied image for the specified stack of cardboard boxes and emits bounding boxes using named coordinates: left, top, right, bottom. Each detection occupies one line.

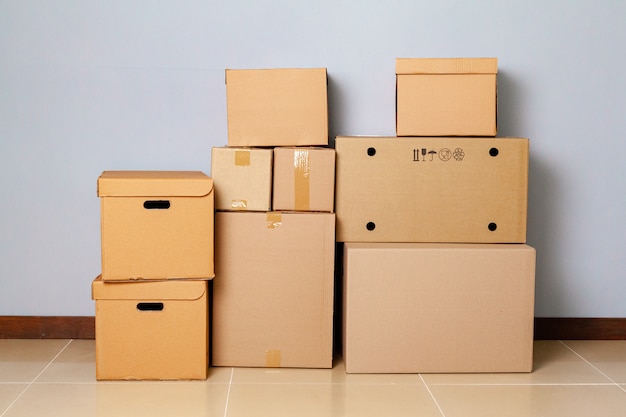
left=337, top=58, right=537, bottom=373
left=92, top=171, right=215, bottom=380
left=210, top=68, right=336, bottom=368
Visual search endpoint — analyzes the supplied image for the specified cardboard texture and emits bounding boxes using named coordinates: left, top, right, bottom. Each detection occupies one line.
left=212, top=211, right=335, bottom=368
left=272, top=147, right=336, bottom=212
left=91, top=277, right=209, bottom=380
left=97, top=171, right=214, bottom=281
left=396, top=58, right=497, bottom=137
left=211, top=147, right=273, bottom=211
left=334, top=136, right=528, bottom=243
left=342, top=243, right=536, bottom=373
left=225, top=68, right=329, bottom=147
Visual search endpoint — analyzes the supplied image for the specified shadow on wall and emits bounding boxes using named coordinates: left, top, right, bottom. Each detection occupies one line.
left=499, top=69, right=567, bottom=318
left=327, top=73, right=348, bottom=147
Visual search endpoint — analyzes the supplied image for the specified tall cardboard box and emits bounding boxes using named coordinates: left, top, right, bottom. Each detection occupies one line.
left=212, top=211, right=335, bottom=368
left=334, top=136, right=528, bottom=243
left=342, top=243, right=536, bottom=373
left=211, top=147, right=273, bottom=211
left=273, top=147, right=336, bottom=212
left=225, top=68, right=328, bottom=147
left=91, top=277, right=209, bottom=380
left=97, top=171, right=214, bottom=281
left=396, top=58, right=497, bottom=136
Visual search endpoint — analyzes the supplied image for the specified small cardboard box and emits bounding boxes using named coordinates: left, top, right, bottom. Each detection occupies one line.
left=342, top=243, right=536, bottom=373
left=225, top=68, right=328, bottom=147
left=212, top=211, right=335, bottom=368
left=92, top=276, right=209, bottom=380
left=334, top=136, right=528, bottom=243
left=97, top=171, right=214, bottom=281
left=396, top=58, right=497, bottom=136
left=273, top=147, right=336, bottom=212
left=211, top=146, right=273, bottom=211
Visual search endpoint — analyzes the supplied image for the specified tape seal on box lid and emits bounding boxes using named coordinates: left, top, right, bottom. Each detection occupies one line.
left=266, top=212, right=282, bottom=229
left=293, top=149, right=310, bottom=211
left=231, top=199, right=248, bottom=210
left=234, top=149, right=251, bottom=166
left=265, top=349, right=281, bottom=368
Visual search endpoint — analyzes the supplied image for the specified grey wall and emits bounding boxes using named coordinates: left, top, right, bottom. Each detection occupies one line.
left=1, top=1, right=625, bottom=317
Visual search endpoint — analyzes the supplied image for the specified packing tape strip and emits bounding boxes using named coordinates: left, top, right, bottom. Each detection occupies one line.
left=293, top=149, right=310, bottom=211
left=266, top=212, right=282, bottom=229
left=265, top=349, right=281, bottom=368
left=234, top=149, right=251, bottom=166
left=231, top=199, right=247, bottom=210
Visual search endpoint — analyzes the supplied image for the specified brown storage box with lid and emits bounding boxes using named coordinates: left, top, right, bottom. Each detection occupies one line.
left=91, top=276, right=209, bottom=380
left=97, top=171, right=214, bottom=281
left=396, top=58, right=497, bottom=137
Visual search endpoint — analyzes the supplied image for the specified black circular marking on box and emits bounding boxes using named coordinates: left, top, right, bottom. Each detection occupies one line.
left=366, top=222, right=376, bottom=231
left=137, top=302, right=164, bottom=311
left=489, top=147, right=499, bottom=157
left=143, top=200, right=171, bottom=210
left=488, top=222, right=498, bottom=231
left=367, top=147, right=376, bottom=156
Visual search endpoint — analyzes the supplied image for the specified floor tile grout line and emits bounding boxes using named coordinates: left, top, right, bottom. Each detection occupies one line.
left=419, top=374, right=447, bottom=417
left=223, top=368, right=234, bottom=417
left=559, top=340, right=626, bottom=393
left=0, top=339, right=73, bottom=417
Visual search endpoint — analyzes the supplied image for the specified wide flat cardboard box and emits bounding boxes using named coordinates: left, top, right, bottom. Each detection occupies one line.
left=211, top=146, right=273, bottom=211
left=334, top=136, right=528, bottom=243
left=226, top=68, right=328, bottom=147
left=92, top=276, right=209, bottom=380
left=342, top=243, right=536, bottom=373
left=212, top=211, right=335, bottom=368
left=273, top=147, right=336, bottom=212
left=396, top=58, right=497, bottom=136
left=98, top=171, right=214, bottom=281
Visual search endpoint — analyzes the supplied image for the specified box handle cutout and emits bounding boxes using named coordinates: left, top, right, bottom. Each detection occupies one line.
left=143, top=200, right=170, bottom=210
left=489, top=148, right=499, bottom=157
left=366, top=222, right=376, bottom=231
left=488, top=222, right=498, bottom=231
left=367, top=147, right=376, bottom=156
left=137, top=302, right=164, bottom=311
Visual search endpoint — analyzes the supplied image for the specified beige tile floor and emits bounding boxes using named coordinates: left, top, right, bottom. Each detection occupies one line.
left=1, top=339, right=626, bottom=416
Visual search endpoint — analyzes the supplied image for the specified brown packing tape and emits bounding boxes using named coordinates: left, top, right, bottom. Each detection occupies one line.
left=265, top=349, right=281, bottom=368
left=266, top=212, right=282, bottom=229
left=234, top=149, right=251, bottom=166
left=293, top=149, right=310, bottom=211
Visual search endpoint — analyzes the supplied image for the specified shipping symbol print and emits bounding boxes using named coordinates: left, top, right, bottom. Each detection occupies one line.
left=412, top=148, right=464, bottom=162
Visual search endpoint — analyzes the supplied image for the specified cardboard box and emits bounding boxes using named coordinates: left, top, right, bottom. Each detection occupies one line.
left=91, top=276, right=209, bottom=380
left=211, top=146, right=273, bottom=211
left=212, top=211, right=335, bottom=368
left=97, top=171, right=214, bottom=281
left=334, top=136, right=528, bottom=243
left=225, top=68, right=328, bottom=147
left=273, top=147, right=336, bottom=212
left=342, top=243, right=536, bottom=373
left=396, top=58, right=497, bottom=136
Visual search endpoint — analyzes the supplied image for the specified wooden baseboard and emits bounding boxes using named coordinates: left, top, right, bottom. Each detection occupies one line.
left=0, top=316, right=95, bottom=339
left=1, top=316, right=625, bottom=340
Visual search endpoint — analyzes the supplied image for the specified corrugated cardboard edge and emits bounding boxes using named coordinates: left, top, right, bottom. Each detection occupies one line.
left=97, top=171, right=214, bottom=197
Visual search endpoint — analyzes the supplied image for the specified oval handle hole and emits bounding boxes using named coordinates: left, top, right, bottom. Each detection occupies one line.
left=143, top=200, right=170, bottom=210
left=137, top=302, right=164, bottom=311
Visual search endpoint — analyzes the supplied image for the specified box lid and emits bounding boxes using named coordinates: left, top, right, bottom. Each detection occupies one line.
left=396, top=58, right=497, bottom=74
left=91, top=276, right=207, bottom=301
left=97, top=171, right=213, bottom=197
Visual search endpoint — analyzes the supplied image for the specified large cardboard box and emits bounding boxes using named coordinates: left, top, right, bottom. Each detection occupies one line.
left=211, top=146, right=273, bottom=211
left=225, top=68, right=328, bottom=147
left=212, top=211, right=335, bottom=368
left=334, top=136, right=528, bottom=243
left=97, top=171, right=214, bottom=281
left=91, top=276, right=209, bottom=380
left=342, top=243, right=536, bottom=373
left=273, top=147, right=336, bottom=212
left=396, top=58, right=497, bottom=137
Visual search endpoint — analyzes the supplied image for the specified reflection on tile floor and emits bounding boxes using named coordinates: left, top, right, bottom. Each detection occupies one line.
left=1, top=340, right=625, bottom=417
